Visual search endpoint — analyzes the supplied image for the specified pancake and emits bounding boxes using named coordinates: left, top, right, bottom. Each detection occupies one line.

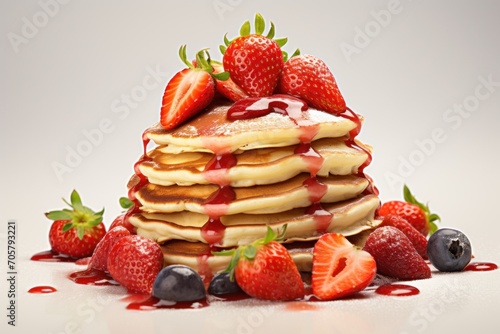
left=131, top=194, right=380, bottom=247
left=140, top=138, right=370, bottom=187
left=159, top=228, right=379, bottom=274
left=145, top=100, right=359, bottom=153
left=133, top=173, right=369, bottom=215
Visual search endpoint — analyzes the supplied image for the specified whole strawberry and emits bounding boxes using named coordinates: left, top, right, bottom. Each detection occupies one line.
left=312, top=233, right=376, bottom=300
left=46, top=190, right=106, bottom=258
left=278, top=53, right=346, bottom=114
left=378, top=185, right=440, bottom=236
left=107, top=235, right=164, bottom=294
left=221, top=13, right=286, bottom=97
left=216, top=226, right=304, bottom=301
left=88, top=226, right=130, bottom=272
left=379, top=214, right=428, bottom=259
left=363, top=226, right=431, bottom=280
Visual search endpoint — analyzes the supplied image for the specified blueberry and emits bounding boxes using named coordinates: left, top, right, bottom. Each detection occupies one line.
left=208, top=272, right=243, bottom=295
left=427, top=228, right=472, bottom=272
left=152, top=265, right=206, bottom=302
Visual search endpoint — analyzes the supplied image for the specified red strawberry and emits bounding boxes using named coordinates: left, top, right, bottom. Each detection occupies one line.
left=46, top=190, right=106, bottom=258
left=160, top=46, right=227, bottom=130
left=217, top=226, right=304, bottom=301
left=278, top=54, right=346, bottom=114
left=312, top=233, right=376, bottom=300
left=222, top=13, right=286, bottom=97
left=363, top=226, right=431, bottom=280
left=379, top=214, right=428, bottom=259
left=109, top=213, right=135, bottom=234
left=211, top=61, right=248, bottom=101
left=378, top=185, right=440, bottom=236
left=88, top=226, right=130, bottom=272
left=107, top=235, right=164, bottom=294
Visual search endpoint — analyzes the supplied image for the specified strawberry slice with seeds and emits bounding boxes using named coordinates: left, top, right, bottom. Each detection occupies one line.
left=312, top=233, right=376, bottom=300
left=160, top=46, right=228, bottom=130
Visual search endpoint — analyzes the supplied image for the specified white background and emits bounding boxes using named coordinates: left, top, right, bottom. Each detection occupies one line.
left=1, top=1, right=500, bottom=333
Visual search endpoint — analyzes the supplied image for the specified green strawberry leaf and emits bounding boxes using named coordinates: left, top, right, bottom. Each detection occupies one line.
left=45, top=210, right=72, bottom=221
left=119, top=197, right=134, bottom=209
left=62, top=223, right=73, bottom=232
left=255, top=13, right=265, bottom=35
left=70, top=189, right=84, bottom=212
left=76, top=226, right=85, bottom=240
left=266, top=21, right=275, bottom=39
left=243, top=245, right=257, bottom=260
left=240, top=20, right=250, bottom=36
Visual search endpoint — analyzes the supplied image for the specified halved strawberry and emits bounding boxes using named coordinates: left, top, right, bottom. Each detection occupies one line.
left=278, top=53, right=346, bottom=114
left=312, top=233, right=376, bottom=300
left=221, top=13, right=286, bottom=97
left=160, top=46, right=228, bottom=130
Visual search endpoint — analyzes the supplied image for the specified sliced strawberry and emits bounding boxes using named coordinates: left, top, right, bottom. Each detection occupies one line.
left=160, top=46, right=226, bottom=130
left=46, top=190, right=106, bottom=258
left=312, top=233, right=376, bottom=300
left=364, top=226, right=431, bottom=280
left=211, top=61, right=248, bottom=101
left=278, top=54, right=346, bottom=114
left=88, top=226, right=130, bottom=272
left=221, top=13, right=286, bottom=97
left=215, top=225, right=304, bottom=301
left=107, top=235, right=164, bottom=294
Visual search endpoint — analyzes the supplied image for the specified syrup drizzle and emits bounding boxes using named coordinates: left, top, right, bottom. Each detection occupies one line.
left=126, top=295, right=209, bottom=310
left=228, top=95, right=331, bottom=234
left=28, top=286, right=57, bottom=294
left=464, top=262, right=498, bottom=272
left=124, top=131, right=152, bottom=227
left=31, top=250, right=77, bottom=263
left=69, top=268, right=119, bottom=286
left=375, top=284, right=420, bottom=297
left=338, top=108, right=379, bottom=196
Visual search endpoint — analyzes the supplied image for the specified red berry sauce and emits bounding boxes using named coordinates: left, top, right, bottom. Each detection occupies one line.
left=69, top=268, right=119, bottom=286
left=28, top=286, right=57, bottom=294
left=375, top=284, right=420, bottom=297
left=31, top=250, right=77, bottom=263
left=464, top=262, right=498, bottom=272
left=126, top=295, right=209, bottom=310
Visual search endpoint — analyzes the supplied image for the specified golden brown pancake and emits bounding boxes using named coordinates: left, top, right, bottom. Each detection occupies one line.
left=131, top=194, right=380, bottom=247
left=133, top=173, right=369, bottom=215
left=139, top=138, right=370, bottom=187
left=145, top=101, right=359, bottom=153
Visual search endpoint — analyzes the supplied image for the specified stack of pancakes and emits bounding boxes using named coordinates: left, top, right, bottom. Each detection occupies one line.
left=127, top=97, right=380, bottom=275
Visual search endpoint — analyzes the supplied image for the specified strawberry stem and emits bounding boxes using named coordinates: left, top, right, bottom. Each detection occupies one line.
left=45, top=190, right=104, bottom=240
left=212, top=224, right=288, bottom=280
left=403, top=184, right=441, bottom=235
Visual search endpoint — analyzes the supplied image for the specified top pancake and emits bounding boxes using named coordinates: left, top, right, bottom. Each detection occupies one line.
left=145, top=100, right=358, bottom=154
